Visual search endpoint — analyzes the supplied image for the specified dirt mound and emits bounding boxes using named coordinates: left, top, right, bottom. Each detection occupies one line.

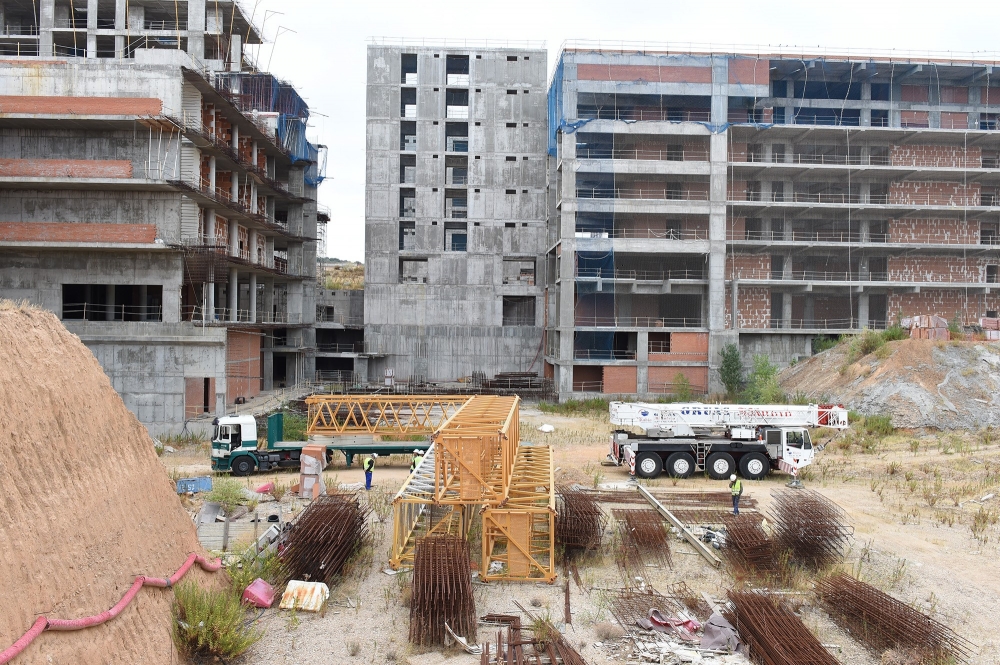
left=0, top=304, right=211, bottom=664
left=780, top=338, right=1000, bottom=430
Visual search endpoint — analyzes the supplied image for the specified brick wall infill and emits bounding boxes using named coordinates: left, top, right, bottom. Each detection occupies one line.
left=889, top=181, right=980, bottom=206
left=724, top=286, right=771, bottom=328
left=0, top=95, right=162, bottom=115
left=889, top=218, right=977, bottom=244
left=887, top=256, right=995, bottom=283
left=0, top=158, right=132, bottom=178
left=726, top=254, right=770, bottom=280
left=602, top=366, right=637, bottom=394
left=0, top=222, right=157, bottom=243
left=888, top=290, right=1000, bottom=324
left=890, top=145, right=981, bottom=168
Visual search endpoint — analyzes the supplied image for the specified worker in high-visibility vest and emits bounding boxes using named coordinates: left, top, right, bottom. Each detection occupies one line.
left=729, top=473, right=743, bottom=516
left=410, top=448, right=423, bottom=473
left=364, top=453, right=377, bottom=491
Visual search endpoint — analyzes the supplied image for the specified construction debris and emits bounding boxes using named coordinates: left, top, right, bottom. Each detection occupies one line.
left=479, top=603, right=589, bottom=665
left=409, top=535, right=476, bottom=647
left=768, top=489, right=852, bottom=570
left=279, top=580, right=330, bottom=612
left=556, top=485, right=606, bottom=554
left=612, top=508, right=673, bottom=577
left=724, top=590, right=838, bottom=665
left=607, top=582, right=708, bottom=639
left=816, top=572, right=974, bottom=663
left=280, top=493, right=370, bottom=586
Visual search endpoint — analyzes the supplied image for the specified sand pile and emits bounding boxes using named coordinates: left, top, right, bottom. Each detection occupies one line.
left=0, top=304, right=211, bottom=664
left=780, top=338, right=1000, bottom=430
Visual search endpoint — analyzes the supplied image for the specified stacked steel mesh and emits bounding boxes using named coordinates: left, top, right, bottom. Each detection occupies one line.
left=816, top=572, right=974, bottom=663
left=607, top=581, right=708, bottom=631
left=556, top=486, right=606, bottom=554
left=722, top=514, right=780, bottom=579
left=613, top=508, right=673, bottom=577
left=724, top=590, right=839, bottom=665
left=280, top=493, right=370, bottom=586
left=480, top=613, right=588, bottom=665
left=768, top=489, right=853, bottom=569
left=409, top=536, right=476, bottom=646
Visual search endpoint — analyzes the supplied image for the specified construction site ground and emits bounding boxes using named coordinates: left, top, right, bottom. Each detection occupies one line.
left=159, top=407, right=1000, bottom=665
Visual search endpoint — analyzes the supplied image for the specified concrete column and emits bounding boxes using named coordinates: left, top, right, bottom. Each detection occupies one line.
left=105, top=284, right=116, bottom=321
left=731, top=281, right=739, bottom=330
left=251, top=181, right=257, bottom=213
left=229, top=33, right=242, bottom=72
left=228, top=267, right=238, bottom=322
left=858, top=292, right=870, bottom=330
left=208, top=155, right=216, bottom=191
left=252, top=140, right=258, bottom=168
left=205, top=280, right=215, bottom=320
left=231, top=123, right=239, bottom=149
left=262, top=348, right=274, bottom=391
left=205, top=208, right=216, bottom=244
left=782, top=255, right=792, bottom=278
left=263, top=277, right=274, bottom=323
left=248, top=228, right=258, bottom=263
left=39, top=0, right=54, bottom=56
left=249, top=273, right=257, bottom=323
left=859, top=219, right=871, bottom=242
left=228, top=218, right=238, bottom=257
left=86, top=0, right=98, bottom=57
left=636, top=330, right=649, bottom=394
left=114, top=0, right=126, bottom=57
left=804, top=295, right=815, bottom=327
left=861, top=82, right=872, bottom=127
left=139, top=285, right=148, bottom=320
left=186, top=0, right=205, bottom=59
left=231, top=171, right=239, bottom=204
left=782, top=291, right=792, bottom=328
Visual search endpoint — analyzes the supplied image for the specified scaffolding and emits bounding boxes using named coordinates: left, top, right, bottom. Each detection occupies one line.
left=388, top=395, right=556, bottom=582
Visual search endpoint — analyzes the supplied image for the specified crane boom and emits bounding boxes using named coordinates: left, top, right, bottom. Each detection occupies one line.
left=610, top=401, right=848, bottom=436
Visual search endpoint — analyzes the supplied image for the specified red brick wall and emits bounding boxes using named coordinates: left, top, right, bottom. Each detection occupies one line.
left=648, top=366, right=708, bottom=393
left=0, top=95, right=162, bottom=115
left=941, top=86, right=969, bottom=104
left=684, top=181, right=709, bottom=199
left=649, top=332, right=709, bottom=361
left=941, top=112, right=970, bottom=130
left=0, top=222, right=156, bottom=243
left=901, top=110, right=929, bottom=127
left=889, top=181, right=979, bottom=206
left=728, top=59, right=769, bottom=85
left=728, top=217, right=746, bottom=239
left=602, top=366, right=637, bottom=394
left=982, top=87, right=1000, bottom=105
left=729, top=143, right=748, bottom=162
left=890, top=145, right=981, bottom=168
left=901, top=85, right=929, bottom=102
left=727, top=180, right=748, bottom=201
left=184, top=377, right=216, bottom=418
left=226, top=330, right=262, bottom=403
left=576, top=64, right=712, bottom=83
left=887, top=256, right=994, bottom=282
left=0, top=158, right=132, bottom=178
left=572, top=365, right=602, bottom=391
left=732, top=286, right=770, bottom=328
left=888, top=290, right=1000, bottom=323
left=813, top=296, right=852, bottom=323
left=726, top=254, right=770, bottom=280
left=888, top=218, right=977, bottom=244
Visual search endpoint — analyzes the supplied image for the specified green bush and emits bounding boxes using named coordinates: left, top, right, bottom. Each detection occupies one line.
left=863, top=414, right=894, bottom=437
left=673, top=372, right=693, bottom=402
left=719, top=343, right=744, bottom=397
left=172, top=580, right=262, bottom=659
left=812, top=336, right=841, bottom=354
left=881, top=324, right=908, bottom=342
left=226, top=546, right=287, bottom=599
left=206, top=478, right=245, bottom=515
left=741, top=354, right=786, bottom=404
left=537, top=398, right=610, bottom=416
left=282, top=410, right=308, bottom=441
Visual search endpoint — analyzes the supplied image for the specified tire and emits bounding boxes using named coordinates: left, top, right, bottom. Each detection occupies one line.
left=231, top=456, right=255, bottom=476
left=665, top=452, right=696, bottom=479
left=634, top=453, right=663, bottom=479
left=706, top=452, right=736, bottom=480
left=739, top=452, right=770, bottom=481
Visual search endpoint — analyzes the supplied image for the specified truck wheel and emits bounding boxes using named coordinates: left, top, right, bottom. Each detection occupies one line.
left=665, top=453, right=695, bottom=479
left=739, top=453, right=769, bottom=480
left=231, top=456, right=255, bottom=476
left=706, top=453, right=736, bottom=480
left=635, top=453, right=663, bottom=479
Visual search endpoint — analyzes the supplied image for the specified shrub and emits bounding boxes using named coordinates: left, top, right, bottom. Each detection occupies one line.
left=226, top=545, right=287, bottom=598
left=863, top=414, right=894, bottom=437
left=719, top=343, right=744, bottom=397
left=172, top=580, right=262, bottom=659
left=881, top=323, right=908, bottom=342
left=282, top=410, right=308, bottom=441
left=742, top=354, right=785, bottom=404
left=594, top=622, right=625, bottom=640
left=673, top=372, right=693, bottom=401
left=207, top=478, right=246, bottom=515
left=537, top=398, right=610, bottom=416
left=811, top=335, right=840, bottom=354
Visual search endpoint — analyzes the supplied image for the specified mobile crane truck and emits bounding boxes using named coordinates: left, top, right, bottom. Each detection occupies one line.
left=607, top=402, right=849, bottom=480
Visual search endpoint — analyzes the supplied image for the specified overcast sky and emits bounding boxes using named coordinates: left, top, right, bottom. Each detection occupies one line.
left=244, top=0, right=1000, bottom=262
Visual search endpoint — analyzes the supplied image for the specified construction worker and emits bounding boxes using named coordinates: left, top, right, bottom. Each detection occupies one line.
left=364, top=453, right=377, bottom=491
left=729, top=473, right=743, bottom=516
left=410, top=448, right=423, bottom=473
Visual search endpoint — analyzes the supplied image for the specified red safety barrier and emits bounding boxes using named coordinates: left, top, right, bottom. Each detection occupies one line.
left=0, top=553, right=221, bottom=664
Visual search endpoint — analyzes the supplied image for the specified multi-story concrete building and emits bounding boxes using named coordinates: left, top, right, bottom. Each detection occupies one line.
left=0, top=0, right=322, bottom=434
left=364, top=43, right=548, bottom=383
left=546, top=47, right=1000, bottom=398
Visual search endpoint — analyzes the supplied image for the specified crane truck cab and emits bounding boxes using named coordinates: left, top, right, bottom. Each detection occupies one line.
left=210, top=415, right=260, bottom=476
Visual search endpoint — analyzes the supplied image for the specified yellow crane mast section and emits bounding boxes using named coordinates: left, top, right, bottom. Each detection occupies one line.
left=304, top=395, right=472, bottom=436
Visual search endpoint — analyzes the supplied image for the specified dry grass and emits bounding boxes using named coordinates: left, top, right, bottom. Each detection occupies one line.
left=0, top=299, right=37, bottom=312
left=322, top=263, right=364, bottom=290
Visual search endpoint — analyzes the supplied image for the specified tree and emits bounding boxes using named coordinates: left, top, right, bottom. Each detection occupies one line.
left=719, top=343, right=744, bottom=398
left=742, top=354, right=785, bottom=404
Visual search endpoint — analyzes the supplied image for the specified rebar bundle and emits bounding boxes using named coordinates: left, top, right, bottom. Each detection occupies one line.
left=280, top=493, right=370, bottom=586
left=556, top=486, right=606, bottom=553
left=816, top=573, right=974, bottom=663
left=581, top=489, right=757, bottom=509
left=613, top=508, right=672, bottom=578
left=607, top=582, right=706, bottom=630
left=724, top=590, right=838, bottom=665
left=480, top=612, right=589, bottom=665
left=768, top=489, right=853, bottom=569
left=723, top=514, right=779, bottom=578
left=409, top=535, right=476, bottom=646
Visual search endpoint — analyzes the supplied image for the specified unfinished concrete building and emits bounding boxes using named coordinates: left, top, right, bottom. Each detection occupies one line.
left=315, top=285, right=365, bottom=383
left=546, top=47, right=1000, bottom=397
left=364, top=43, right=548, bottom=383
left=0, top=0, right=322, bottom=434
